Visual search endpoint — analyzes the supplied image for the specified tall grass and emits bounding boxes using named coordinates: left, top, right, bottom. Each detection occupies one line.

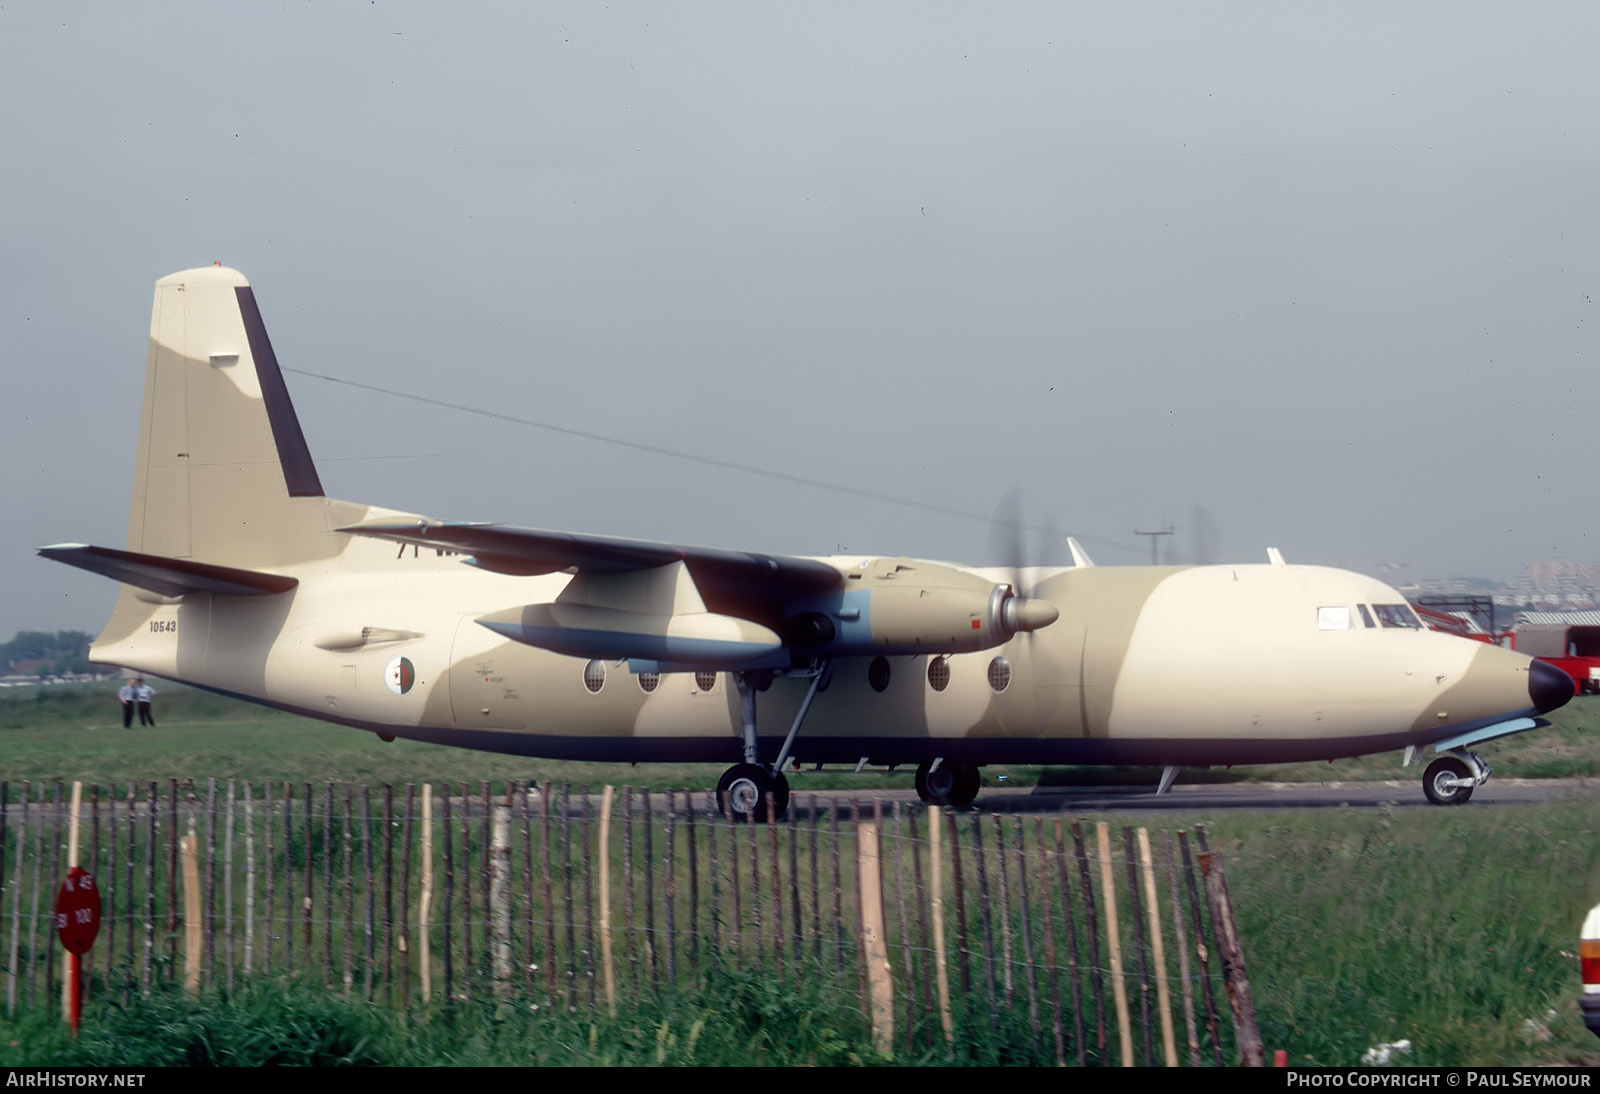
left=1, top=971, right=902, bottom=1067
left=1205, top=802, right=1600, bottom=1066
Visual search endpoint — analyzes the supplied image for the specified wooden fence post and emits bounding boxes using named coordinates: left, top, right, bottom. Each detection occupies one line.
left=420, top=784, right=433, bottom=1004
left=599, top=785, right=616, bottom=1017
left=1179, top=830, right=1225, bottom=1065
left=1097, top=821, right=1133, bottom=1067
left=928, top=807, right=954, bottom=1045
left=60, top=783, right=82, bottom=1022
left=490, top=800, right=512, bottom=1000
left=1137, top=827, right=1178, bottom=1067
left=1164, top=830, right=1200, bottom=1066
left=1198, top=850, right=1264, bottom=1066
left=180, top=835, right=200, bottom=994
left=401, top=784, right=415, bottom=1010
left=858, top=812, right=893, bottom=1056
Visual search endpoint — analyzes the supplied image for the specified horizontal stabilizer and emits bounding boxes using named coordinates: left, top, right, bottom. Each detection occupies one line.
left=38, top=544, right=297, bottom=598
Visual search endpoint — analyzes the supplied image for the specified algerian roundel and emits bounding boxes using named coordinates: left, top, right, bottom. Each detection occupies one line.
left=385, top=655, right=416, bottom=695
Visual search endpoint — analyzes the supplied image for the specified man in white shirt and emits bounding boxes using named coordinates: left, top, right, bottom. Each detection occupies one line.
left=117, top=679, right=135, bottom=728
left=133, top=678, right=156, bottom=726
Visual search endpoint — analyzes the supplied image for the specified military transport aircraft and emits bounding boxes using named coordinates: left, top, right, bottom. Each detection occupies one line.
left=41, top=267, right=1572, bottom=818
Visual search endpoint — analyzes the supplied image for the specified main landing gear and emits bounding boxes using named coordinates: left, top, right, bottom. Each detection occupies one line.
left=1422, top=750, right=1490, bottom=806
left=716, top=763, right=790, bottom=824
left=715, top=662, right=828, bottom=823
left=914, top=759, right=981, bottom=809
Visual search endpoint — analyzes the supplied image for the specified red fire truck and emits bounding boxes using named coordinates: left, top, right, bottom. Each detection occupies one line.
left=1412, top=598, right=1600, bottom=696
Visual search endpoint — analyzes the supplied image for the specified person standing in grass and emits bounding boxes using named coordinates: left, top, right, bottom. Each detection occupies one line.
left=133, top=677, right=156, bottom=726
left=117, top=678, right=136, bottom=728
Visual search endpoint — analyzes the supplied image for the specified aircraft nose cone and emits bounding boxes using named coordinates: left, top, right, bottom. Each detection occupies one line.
left=1529, top=658, right=1574, bottom=715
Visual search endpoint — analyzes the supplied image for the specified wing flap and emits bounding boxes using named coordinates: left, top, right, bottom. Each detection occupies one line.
left=339, top=520, right=842, bottom=601
left=39, top=544, right=298, bottom=598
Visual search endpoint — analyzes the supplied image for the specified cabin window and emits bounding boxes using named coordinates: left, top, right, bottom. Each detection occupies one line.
left=927, top=656, right=951, bottom=692
left=583, top=659, right=606, bottom=694
left=694, top=670, right=717, bottom=692
left=1317, top=606, right=1352, bottom=631
left=1374, top=604, right=1423, bottom=629
left=868, top=656, right=892, bottom=693
left=637, top=671, right=660, bottom=694
left=987, top=656, right=1011, bottom=693
left=1358, top=604, right=1376, bottom=628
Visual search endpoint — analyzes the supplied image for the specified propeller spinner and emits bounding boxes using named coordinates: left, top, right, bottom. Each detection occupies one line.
left=987, top=488, right=1061, bottom=639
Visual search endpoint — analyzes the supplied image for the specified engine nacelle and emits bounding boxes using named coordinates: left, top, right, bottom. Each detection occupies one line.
left=784, top=557, right=1057, bottom=657
left=477, top=602, right=784, bottom=665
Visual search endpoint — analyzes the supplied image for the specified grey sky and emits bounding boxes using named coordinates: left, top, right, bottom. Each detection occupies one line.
left=4, top=3, right=1598, bottom=636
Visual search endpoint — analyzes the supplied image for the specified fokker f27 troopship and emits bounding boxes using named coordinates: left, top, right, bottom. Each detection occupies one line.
left=41, top=266, right=1572, bottom=817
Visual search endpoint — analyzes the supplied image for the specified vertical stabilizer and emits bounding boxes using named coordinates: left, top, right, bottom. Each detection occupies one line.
left=129, top=266, right=343, bottom=569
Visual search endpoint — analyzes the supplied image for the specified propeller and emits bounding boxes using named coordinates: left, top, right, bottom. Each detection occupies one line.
left=985, top=488, right=1060, bottom=641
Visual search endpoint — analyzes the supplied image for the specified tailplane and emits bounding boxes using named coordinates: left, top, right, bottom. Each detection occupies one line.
left=39, top=544, right=298, bottom=598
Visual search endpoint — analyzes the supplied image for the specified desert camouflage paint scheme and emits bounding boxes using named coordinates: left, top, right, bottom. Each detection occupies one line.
left=43, top=268, right=1569, bottom=809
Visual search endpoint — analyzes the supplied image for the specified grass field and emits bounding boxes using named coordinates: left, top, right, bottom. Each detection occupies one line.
left=1212, top=802, right=1600, bottom=1066
left=2, top=680, right=1597, bottom=793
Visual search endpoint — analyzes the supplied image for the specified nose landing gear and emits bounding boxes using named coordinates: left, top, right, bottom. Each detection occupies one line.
left=1422, top=750, right=1490, bottom=806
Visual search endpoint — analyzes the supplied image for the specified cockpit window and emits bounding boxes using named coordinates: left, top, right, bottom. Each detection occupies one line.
left=1318, top=606, right=1352, bottom=630
left=1374, top=604, right=1422, bottom=629
left=1358, top=604, right=1376, bottom=629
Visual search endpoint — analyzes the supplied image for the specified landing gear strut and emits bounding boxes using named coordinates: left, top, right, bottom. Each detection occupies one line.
left=914, top=759, right=981, bottom=808
left=1422, top=750, right=1490, bottom=806
left=715, top=662, right=829, bottom=823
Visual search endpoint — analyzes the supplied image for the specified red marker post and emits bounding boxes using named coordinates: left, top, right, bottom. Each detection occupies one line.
left=53, top=866, right=102, bottom=1033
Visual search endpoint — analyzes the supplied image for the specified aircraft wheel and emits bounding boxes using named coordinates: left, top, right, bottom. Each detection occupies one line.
left=951, top=764, right=981, bottom=808
left=716, top=763, right=787, bottom=822
left=1422, top=757, right=1474, bottom=806
left=915, top=761, right=958, bottom=805
left=916, top=762, right=981, bottom=808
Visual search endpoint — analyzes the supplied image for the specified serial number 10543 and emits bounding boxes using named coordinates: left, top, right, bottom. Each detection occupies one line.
left=149, top=620, right=176, bottom=633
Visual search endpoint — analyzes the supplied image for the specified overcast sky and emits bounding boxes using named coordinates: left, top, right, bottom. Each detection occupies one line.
left=4, top=3, right=1599, bottom=637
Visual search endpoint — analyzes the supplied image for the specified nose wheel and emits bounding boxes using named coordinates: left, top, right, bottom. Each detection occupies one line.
left=915, top=760, right=981, bottom=808
left=1422, top=751, right=1489, bottom=806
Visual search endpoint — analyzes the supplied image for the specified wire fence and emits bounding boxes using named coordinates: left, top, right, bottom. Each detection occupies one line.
left=0, top=779, right=1262, bottom=1065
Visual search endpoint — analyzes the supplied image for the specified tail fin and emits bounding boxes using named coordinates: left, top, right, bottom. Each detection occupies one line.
left=129, top=266, right=345, bottom=568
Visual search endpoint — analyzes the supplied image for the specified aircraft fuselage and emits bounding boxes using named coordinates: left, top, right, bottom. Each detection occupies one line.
left=90, top=528, right=1552, bottom=770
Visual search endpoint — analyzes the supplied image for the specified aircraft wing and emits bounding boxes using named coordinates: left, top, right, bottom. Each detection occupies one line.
left=38, top=544, right=298, bottom=598
left=338, top=520, right=842, bottom=620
